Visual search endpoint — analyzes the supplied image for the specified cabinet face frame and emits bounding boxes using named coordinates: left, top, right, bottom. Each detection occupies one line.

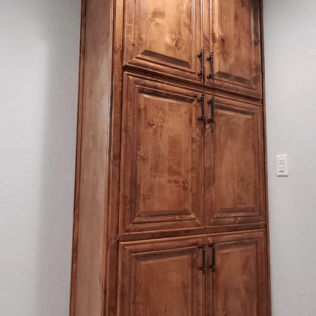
left=204, top=95, right=265, bottom=227
left=119, top=74, right=205, bottom=234
left=203, top=0, right=262, bottom=97
left=122, top=0, right=203, bottom=84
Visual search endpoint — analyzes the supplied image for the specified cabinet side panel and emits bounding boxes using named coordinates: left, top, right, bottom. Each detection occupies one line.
left=70, top=1, right=113, bottom=316
left=259, top=0, right=272, bottom=315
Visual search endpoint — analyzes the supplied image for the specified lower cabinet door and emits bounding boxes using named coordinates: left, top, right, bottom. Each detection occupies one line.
left=117, top=237, right=204, bottom=316
left=206, top=231, right=268, bottom=316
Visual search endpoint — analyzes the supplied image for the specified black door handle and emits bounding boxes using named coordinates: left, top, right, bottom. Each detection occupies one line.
left=198, top=95, right=205, bottom=122
left=206, top=53, right=214, bottom=80
left=207, top=97, right=215, bottom=125
left=198, top=245, right=207, bottom=274
left=209, top=243, right=216, bottom=272
left=197, top=49, right=205, bottom=80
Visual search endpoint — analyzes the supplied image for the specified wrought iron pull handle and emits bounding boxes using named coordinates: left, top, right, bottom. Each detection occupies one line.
left=197, top=49, right=204, bottom=79
left=207, top=97, right=215, bottom=124
left=198, top=245, right=207, bottom=274
left=198, top=95, right=205, bottom=122
left=209, top=243, right=216, bottom=272
left=206, top=53, right=214, bottom=79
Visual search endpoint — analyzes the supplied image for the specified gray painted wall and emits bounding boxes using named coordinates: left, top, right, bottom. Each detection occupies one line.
left=264, top=0, right=316, bottom=315
left=0, top=0, right=81, bottom=315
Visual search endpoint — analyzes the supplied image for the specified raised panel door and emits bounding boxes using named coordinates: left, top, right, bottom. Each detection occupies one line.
left=120, top=75, right=204, bottom=234
left=204, top=0, right=262, bottom=97
left=205, top=96, right=265, bottom=226
left=117, top=237, right=204, bottom=316
left=206, top=231, right=268, bottom=316
left=123, top=0, right=202, bottom=83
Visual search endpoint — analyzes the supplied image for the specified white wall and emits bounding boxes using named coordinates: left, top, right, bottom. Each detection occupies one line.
left=0, top=1, right=80, bottom=315
left=264, top=0, right=316, bottom=315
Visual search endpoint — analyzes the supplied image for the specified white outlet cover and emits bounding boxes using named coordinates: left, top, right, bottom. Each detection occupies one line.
left=277, top=154, right=288, bottom=177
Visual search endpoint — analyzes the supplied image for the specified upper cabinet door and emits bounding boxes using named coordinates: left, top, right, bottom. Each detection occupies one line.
left=204, top=0, right=262, bottom=97
left=205, top=96, right=265, bottom=227
left=123, top=0, right=202, bottom=83
left=119, top=74, right=204, bottom=234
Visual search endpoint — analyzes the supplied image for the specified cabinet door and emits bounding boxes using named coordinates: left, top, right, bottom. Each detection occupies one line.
left=205, top=96, right=265, bottom=226
left=123, top=0, right=202, bottom=83
left=204, top=0, right=262, bottom=97
left=206, top=231, right=268, bottom=316
left=117, top=237, right=204, bottom=316
left=120, top=75, right=204, bottom=234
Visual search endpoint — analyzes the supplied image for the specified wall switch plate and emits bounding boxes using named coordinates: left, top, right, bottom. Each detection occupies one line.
left=277, top=154, right=288, bottom=177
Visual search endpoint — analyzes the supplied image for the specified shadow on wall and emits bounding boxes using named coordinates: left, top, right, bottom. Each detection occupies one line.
left=32, top=1, right=80, bottom=315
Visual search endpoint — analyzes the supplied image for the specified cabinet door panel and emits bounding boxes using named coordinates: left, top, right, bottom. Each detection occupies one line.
left=118, top=237, right=204, bottom=316
left=204, top=0, right=262, bottom=97
left=120, top=75, right=204, bottom=234
left=206, top=232, right=268, bottom=316
left=205, top=96, right=265, bottom=226
left=123, top=0, right=202, bottom=83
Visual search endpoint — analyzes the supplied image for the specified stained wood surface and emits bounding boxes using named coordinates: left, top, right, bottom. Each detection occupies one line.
left=259, top=0, right=272, bottom=313
left=207, top=231, right=268, bottom=316
left=204, top=0, right=262, bottom=96
left=123, top=0, right=202, bottom=83
left=70, top=0, right=270, bottom=315
left=122, top=0, right=262, bottom=97
left=205, top=95, right=265, bottom=226
left=70, top=0, right=113, bottom=315
left=120, top=75, right=204, bottom=233
left=117, top=237, right=204, bottom=316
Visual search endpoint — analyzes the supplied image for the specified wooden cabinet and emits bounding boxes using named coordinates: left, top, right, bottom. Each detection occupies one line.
left=206, top=231, right=268, bottom=316
left=123, top=0, right=202, bottom=83
left=117, top=232, right=268, bottom=316
left=123, top=0, right=262, bottom=97
left=117, top=237, right=204, bottom=316
left=205, top=95, right=265, bottom=227
left=70, top=0, right=270, bottom=316
left=119, top=75, right=204, bottom=233
left=204, top=0, right=262, bottom=96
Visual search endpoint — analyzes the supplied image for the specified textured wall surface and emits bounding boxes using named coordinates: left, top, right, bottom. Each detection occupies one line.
left=0, top=0, right=80, bottom=315
left=264, top=0, right=316, bottom=315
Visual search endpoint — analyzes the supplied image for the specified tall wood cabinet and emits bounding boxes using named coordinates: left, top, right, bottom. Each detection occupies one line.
left=70, top=0, right=270, bottom=316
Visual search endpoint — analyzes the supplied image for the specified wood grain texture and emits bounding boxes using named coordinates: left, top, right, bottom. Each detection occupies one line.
left=204, top=0, right=262, bottom=97
left=259, top=0, right=272, bottom=314
left=104, top=0, right=124, bottom=315
left=70, top=1, right=113, bottom=316
left=120, top=74, right=204, bottom=233
left=70, top=0, right=271, bottom=315
left=123, top=0, right=202, bottom=83
left=117, top=237, right=204, bottom=316
left=205, top=95, right=265, bottom=226
left=117, top=222, right=266, bottom=242
left=207, top=231, right=268, bottom=316
left=69, top=0, right=87, bottom=314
